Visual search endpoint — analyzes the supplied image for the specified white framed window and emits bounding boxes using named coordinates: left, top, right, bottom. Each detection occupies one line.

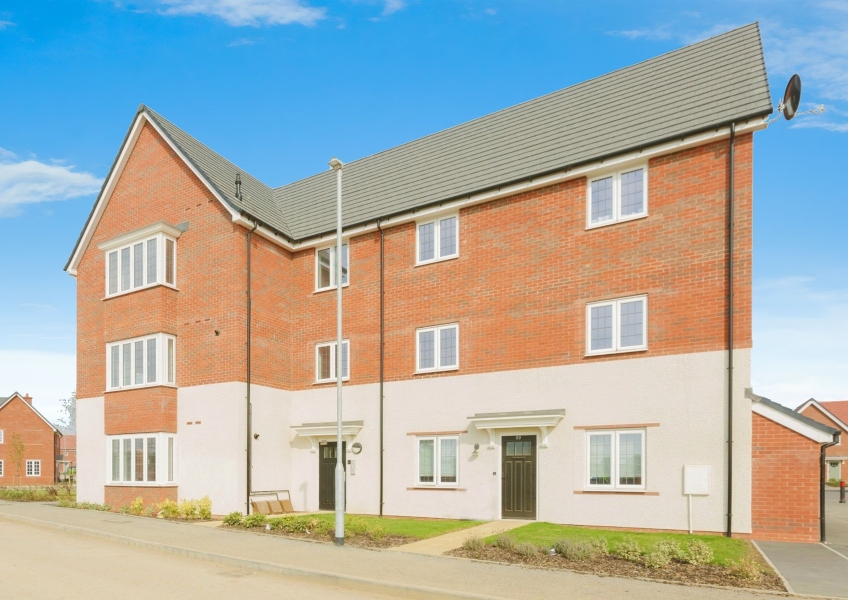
left=587, top=166, right=648, bottom=228
left=0, top=429, right=4, bottom=444
left=100, top=224, right=180, bottom=298
left=315, top=340, right=350, bottom=383
left=416, top=323, right=459, bottom=372
left=417, top=436, right=459, bottom=486
left=587, top=430, right=645, bottom=490
left=107, top=433, right=176, bottom=485
left=106, top=333, right=176, bottom=391
left=417, top=214, right=458, bottom=264
left=0, top=460, right=4, bottom=477
left=315, top=243, right=349, bottom=291
left=26, top=460, right=41, bottom=477
left=586, top=295, right=647, bottom=355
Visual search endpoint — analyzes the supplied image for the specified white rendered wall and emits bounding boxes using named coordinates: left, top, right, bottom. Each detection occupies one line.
left=177, top=382, right=248, bottom=515
left=249, top=385, right=292, bottom=497
left=76, top=396, right=105, bottom=504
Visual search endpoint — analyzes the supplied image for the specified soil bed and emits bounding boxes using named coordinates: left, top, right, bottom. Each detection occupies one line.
left=447, top=546, right=786, bottom=592
left=223, top=524, right=414, bottom=549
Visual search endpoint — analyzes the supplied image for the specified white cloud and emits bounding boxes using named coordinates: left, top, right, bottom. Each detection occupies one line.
left=752, top=277, right=848, bottom=408
left=606, top=26, right=673, bottom=41
left=158, top=0, right=326, bottom=26
left=0, top=20, right=13, bottom=29
left=382, top=0, right=405, bottom=16
left=227, top=37, right=261, bottom=46
left=0, top=148, right=103, bottom=217
left=0, top=350, right=75, bottom=424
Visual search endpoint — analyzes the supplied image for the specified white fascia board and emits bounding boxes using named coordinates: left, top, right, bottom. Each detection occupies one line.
left=753, top=402, right=836, bottom=444
left=287, top=118, right=767, bottom=252
left=796, top=400, right=848, bottom=433
left=66, top=112, right=241, bottom=276
left=98, top=222, right=183, bottom=251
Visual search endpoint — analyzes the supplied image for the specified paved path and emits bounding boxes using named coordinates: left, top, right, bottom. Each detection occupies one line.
left=0, top=519, right=389, bottom=600
left=391, top=519, right=527, bottom=555
left=0, top=502, right=788, bottom=600
left=755, top=491, right=848, bottom=599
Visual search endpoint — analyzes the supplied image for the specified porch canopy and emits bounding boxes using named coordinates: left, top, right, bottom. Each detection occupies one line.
left=292, top=420, right=364, bottom=453
left=467, top=409, right=565, bottom=449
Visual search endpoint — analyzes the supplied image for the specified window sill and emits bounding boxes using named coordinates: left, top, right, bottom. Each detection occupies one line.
left=414, top=366, right=459, bottom=375
left=585, top=213, right=648, bottom=231
left=585, top=347, right=647, bottom=358
left=313, top=378, right=351, bottom=386
left=106, top=483, right=178, bottom=488
left=415, top=254, right=459, bottom=268
left=105, top=383, right=177, bottom=393
left=407, top=486, right=465, bottom=491
left=103, top=282, right=178, bottom=301
left=575, top=490, right=657, bottom=495
left=313, top=283, right=350, bottom=295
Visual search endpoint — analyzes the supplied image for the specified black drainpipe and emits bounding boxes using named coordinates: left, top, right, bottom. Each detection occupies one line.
left=377, top=219, right=385, bottom=517
left=821, top=435, right=840, bottom=542
left=246, top=221, right=258, bottom=514
left=726, top=123, right=736, bottom=538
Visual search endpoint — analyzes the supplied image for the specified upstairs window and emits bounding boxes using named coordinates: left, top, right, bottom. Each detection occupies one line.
left=586, top=296, right=647, bottom=355
left=100, top=223, right=180, bottom=297
left=315, top=340, right=350, bottom=383
left=315, top=243, right=349, bottom=291
left=0, top=430, right=3, bottom=444
left=416, top=323, right=459, bottom=372
left=107, top=333, right=176, bottom=391
left=417, top=215, right=458, bottom=264
left=587, top=167, right=647, bottom=227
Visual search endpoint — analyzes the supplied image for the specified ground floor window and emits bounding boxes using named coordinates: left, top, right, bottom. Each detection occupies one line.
left=108, top=433, right=175, bottom=485
left=417, top=436, right=459, bottom=486
left=587, top=430, right=645, bottom=490
left=25, top=460, right=41, bottom=477
left=0, top=460, right=3, bottom=477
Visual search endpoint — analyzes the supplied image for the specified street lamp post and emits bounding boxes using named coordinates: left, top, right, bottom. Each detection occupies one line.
left=328, top=156, right=345, bottom=546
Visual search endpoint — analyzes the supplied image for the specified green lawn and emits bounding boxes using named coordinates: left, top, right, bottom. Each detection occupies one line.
left=311, top=513, right=484, bottom=539
left=486, top=522, right=750, bottom=565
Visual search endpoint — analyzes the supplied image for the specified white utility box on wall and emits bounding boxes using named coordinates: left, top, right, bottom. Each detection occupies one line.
left=683, top=465, right=710, bottom=496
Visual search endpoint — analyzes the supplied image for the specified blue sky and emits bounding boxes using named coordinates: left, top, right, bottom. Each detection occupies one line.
left=1, top=1, right=846, bottom=421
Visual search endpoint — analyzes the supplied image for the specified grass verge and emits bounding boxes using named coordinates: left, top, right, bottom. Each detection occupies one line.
left=310, top=513, right=483, bottom=540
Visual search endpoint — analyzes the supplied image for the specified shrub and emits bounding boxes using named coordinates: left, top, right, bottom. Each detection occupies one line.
left=223, top=512, right=244, bottom=526
left=514, top=542, right=540, bottom=558
left=642, top=547, right=672, bottom=569
left=119, top=505, right=131, bottom=515
left=462, top=534, right=485, bottom=551
left=179, top=499, right=199, bottom=520
left=684, top=539, right=714, bottom=565
left=654, top=539, right=685, bottom=561
left=492, top=534, right=515, bottom=551
left=129, top=496, right=145, bottom=516
left=344, top=516, right=370, bottom=537
left=158, top=499, right=180, bottom=519
left=198, top=496, right=212, bottom=520
left=553, top=539, right=594, bottom=561
left=588, top=537, right=609, bottom=556
left=243, top=513, right=267, bottom=528
left=728, top=557, right=762, bottom=581
left=144, top=505, right=158, bottom=518
left=76, top=502, right=111, bottom=511
left=614, top=538, right=642, bottom=562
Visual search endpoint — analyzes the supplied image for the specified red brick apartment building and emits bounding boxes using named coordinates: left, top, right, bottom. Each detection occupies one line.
left=0, top=393, right=62, bottom=485
left=65, top=24, right=827, bottom=540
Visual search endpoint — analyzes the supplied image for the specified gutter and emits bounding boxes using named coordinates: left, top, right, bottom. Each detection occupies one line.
left=377, top=219, right=385, bottom=518
left=246, top=220, right=258, bottom=514
left=726, top=123, right=736, bottom=538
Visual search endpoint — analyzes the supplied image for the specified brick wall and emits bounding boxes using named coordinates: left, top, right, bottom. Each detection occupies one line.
left=799, top=405, right=846, bottom=481
left=0, top=396, right=58, bottom=485
left=289, top=135, right=753, bottom=389
left=104, top=485, right=177, bottom=510
left=751, top=412, right=821, bottom=543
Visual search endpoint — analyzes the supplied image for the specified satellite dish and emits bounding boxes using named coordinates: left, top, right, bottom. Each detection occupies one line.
left=781, top=74, right=802, bottom=121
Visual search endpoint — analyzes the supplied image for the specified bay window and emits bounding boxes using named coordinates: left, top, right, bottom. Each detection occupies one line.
left=106, top=333, right=176, bottom=391
left=100, top=223, right=180, bottom=297
left=108, top=433, right=176, bottom=485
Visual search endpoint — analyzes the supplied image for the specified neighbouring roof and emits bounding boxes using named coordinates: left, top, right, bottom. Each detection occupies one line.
left=750, top=392, right=839, bottom=443
left=0, top=392, right=62, bottom=435
left=796, top=398, right=848, bottom=432
left=67, top=22, right=772, bottom=267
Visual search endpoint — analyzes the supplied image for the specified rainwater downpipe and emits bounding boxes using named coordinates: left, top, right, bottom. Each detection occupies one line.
left=377, top=219, right=385, bottom=517
left=246, top=220, right=258, bottom=514
left=821, top=436, right=839, bottom=542
left=726, top=123, right=736, bottom=538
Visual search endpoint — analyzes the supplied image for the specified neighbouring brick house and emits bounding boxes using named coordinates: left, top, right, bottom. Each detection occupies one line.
left=750, top=394, right=840, bottom=543
left=796, top=399, right=848, bottom=483
left=67, top=24, right=803, bottom=537
left=58, top=434, right=77, bottom=481
left=0, top=393, right=62, bottom=485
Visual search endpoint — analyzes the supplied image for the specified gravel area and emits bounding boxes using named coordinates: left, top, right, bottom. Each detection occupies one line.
left=447, top=546, right=786, bottom=592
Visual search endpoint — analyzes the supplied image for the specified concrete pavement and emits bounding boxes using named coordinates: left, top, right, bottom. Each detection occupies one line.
left=0, top=501, right=790, bottom=600
left=755, top=491, right=848, bottom=599
left=391, top=519, right=527, bottom=555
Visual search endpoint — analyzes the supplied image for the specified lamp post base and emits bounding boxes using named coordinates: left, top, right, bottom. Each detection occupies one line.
left=334, top=537, right=345, bottom=546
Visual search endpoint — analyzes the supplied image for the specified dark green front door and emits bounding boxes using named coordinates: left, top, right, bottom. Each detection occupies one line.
left=319, top=442, right=345, bottom=510
left=501, top=435, right=537, bottom=519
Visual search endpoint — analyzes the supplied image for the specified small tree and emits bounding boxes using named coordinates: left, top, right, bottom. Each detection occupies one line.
left=9, top=433, right=25, bottom=486
left=57, top=392, right=76, bottom=434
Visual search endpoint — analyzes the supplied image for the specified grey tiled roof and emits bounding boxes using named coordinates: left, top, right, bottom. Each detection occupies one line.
left=753, top=393, right=840, bottom=438
left=77, top=22, right=772, bottom=253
